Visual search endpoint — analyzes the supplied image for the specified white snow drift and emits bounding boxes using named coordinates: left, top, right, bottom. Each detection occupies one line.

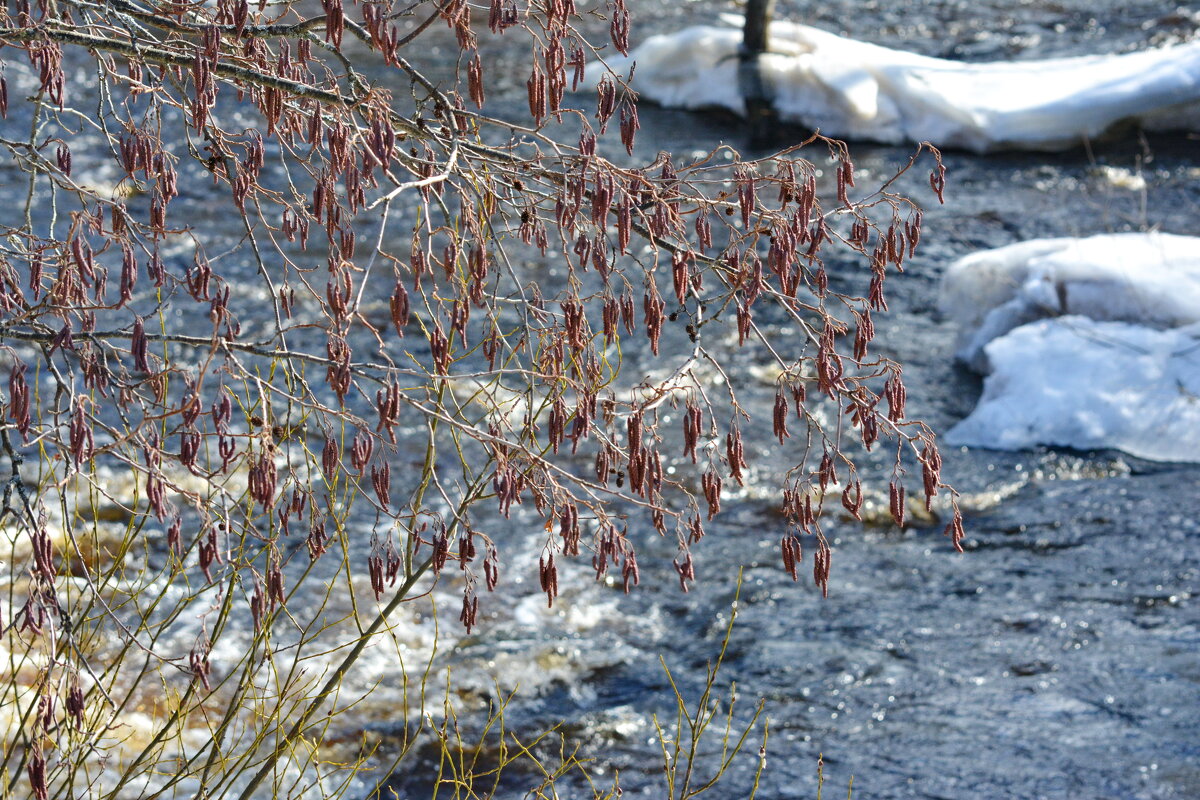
left=940, top=232, right=1200, bottom=370
left=941, top=233, right=1200, bottom=462
left=946, top=318, right=1200, bottom=462
left=583, top=19, right=1200, bottom=151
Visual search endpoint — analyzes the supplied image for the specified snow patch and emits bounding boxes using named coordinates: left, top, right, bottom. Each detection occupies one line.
left=946, top=318, right=1200, bottom=462
left=940, top=232, right=1200, bottom=370
left=581, top=19, right=1200, bottom=151
left=941, top=233, right=1200, bottom=462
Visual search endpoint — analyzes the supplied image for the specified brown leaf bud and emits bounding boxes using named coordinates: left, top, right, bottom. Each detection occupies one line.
left=66, top=678, right=85, bottom=730
left=467, top=52, right=485, bottom=108
left=781, top=535, right=802, bottom=581
left=772, top=386, right=790, bottom=444
left=673, top=551, right=695, bottom=592
left=459, top=588, right=479, bottom=632
left=321, top=433, right=340, bottom=482
left=841, top=479, right=863, bottom=520
left=945, top=508, right=966, bottom=553
left=726, top=424, right=748, bottom=486
left=682, top=401, right=702, bottom=463
left=371, top=461, right=391, bottom=509
left=884, top=374, right=907, bottom=422
left=28, top=744, right=47, bottom=800
left=921, top=440, right=943, bottom=510
left=350, top=429, right=373, bottom=475
left=8, top=362, right=31, bottom=438
left=702, top=468, right=722, bottom=519
left=539, top=552, right=559, bottom=607
left=889, top=480, right=906, bottom=528
left=619, top=101, right=639, bottom=155
left=813, top=538, right=831, bottom=597
left=930, top=161, right=947, bottom=204
left=308, top=517, right=328, bottom=561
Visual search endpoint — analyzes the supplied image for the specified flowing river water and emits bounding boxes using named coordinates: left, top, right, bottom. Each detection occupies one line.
left=1, top=1, right=1198, bottom=799
left=371, top=3, right=1200, bottom=799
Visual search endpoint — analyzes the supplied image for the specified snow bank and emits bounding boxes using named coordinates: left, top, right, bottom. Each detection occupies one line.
left=941, top=233, right=1200, bottom=462
left=940, top=232, right=1200, bottom=370
left=946, top=318, right=1200, bottom=462
left=582, top=19, right=1200, bottom=151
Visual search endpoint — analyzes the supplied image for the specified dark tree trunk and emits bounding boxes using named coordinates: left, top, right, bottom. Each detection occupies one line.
left=739, top=0, right=778, bottom=146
